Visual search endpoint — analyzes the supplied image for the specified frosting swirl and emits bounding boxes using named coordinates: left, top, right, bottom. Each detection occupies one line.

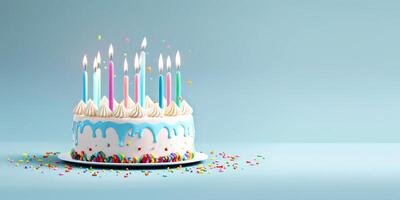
left=180, top=100, right=193, bottom=115
left=84, top=100, right=98, bottom=117
left=164, top=102, right=180, bottom=117
left=145, top=96, right=154, bottom=109
left=97, top=102, right=113, bottom=118
left=100, top=96, right=117, bottom=109
left=122, top=96, right=135, bottom=109
left=113, top=103, right=128, bottom=118
left=100, top=96, right=109, bottom=105
left=146, top=103, right=163, bottom=117
left=129, top=103, right=145, bottom=118
left=73, top=100, right=86, bottom=115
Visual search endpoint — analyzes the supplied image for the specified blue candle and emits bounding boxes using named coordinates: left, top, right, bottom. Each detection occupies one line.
left=158, top=54, right=164, bottom=109
left=139, top=37, right=147, bottom=107
left=82, top=55, right=88, bottom=103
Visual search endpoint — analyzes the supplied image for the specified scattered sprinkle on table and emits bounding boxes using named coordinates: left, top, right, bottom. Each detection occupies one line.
left=8, top=151, right=265, bottom=179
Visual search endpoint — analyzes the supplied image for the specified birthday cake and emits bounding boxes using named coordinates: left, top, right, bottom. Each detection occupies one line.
left=70, top=38, right=196, bottom=163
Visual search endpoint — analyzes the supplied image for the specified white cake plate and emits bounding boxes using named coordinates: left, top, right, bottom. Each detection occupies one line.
left=58, top=152, right=208, bottom=168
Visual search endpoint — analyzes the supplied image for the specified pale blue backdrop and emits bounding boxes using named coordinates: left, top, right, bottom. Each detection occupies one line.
left=1, top=0, right=400, bottom=143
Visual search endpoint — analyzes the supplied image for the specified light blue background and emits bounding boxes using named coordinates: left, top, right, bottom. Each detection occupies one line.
left=1, top=1, right=400, bottom=200
left=1, top=0, right=400, bottom=143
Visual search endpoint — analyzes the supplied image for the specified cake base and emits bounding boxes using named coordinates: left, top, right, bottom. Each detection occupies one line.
left=58, top=152, right=208, bottom=168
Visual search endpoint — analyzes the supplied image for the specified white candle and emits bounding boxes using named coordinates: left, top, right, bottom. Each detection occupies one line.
left=92, top=57, right=99, bottom=107
left=96, top=51, right=101, bottom=107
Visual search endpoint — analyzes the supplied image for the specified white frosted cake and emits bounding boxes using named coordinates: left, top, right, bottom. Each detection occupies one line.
left=71, top=96, right=195, bottom=163
left=70, top=39, right=194, bottom=163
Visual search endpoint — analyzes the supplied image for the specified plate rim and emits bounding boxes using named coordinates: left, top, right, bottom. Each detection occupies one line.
left=57, top=152, right=208, bottom=167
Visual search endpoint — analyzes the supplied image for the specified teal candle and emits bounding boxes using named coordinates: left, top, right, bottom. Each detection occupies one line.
left=176, top=71, right=181, bottom=106
left=159, top=75, right=164, bottom=109
left=175, top=51, right=182, bottom=107
left=82, top=71, right=88, bottom=103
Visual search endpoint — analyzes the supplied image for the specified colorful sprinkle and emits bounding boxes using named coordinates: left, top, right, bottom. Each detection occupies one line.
left=8, top=151, right=265, bottom=179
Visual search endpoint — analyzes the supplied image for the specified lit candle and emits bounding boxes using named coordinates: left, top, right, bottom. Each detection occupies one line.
left=134, top=53, right=140, bottom=105
left=108, top=44, right=114, bottom=111
left=82, top=55, right=88, bottom=103
left=139, top=37, right=147, bottom=108
left=158, top=54, right=164, bottom=109
left=92, top=57, right=98, bottom=107
left=96, top=51, right=101, bottom=107
left=123, top=57, right=129, bottom=108
left=166, top=55, right=172, bottom=106
left=175, top=51, right=182, bottom=107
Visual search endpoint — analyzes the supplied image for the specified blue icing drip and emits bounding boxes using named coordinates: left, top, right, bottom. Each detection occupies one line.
left=72, top=119, right=193, bottom=147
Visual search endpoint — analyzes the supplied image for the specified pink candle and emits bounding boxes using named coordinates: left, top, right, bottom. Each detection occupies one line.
left=108, top=44, right=114, bottom=111
left=166, top=56, right=172, bottom=106
left=134, top=53, right=140, bottom=105
left=123, top=58, right=129, bottom=108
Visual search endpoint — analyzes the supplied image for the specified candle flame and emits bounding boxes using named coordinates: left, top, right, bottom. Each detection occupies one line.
left=108, top=44, right=114, bottom=60
left=123, top=57, right=128, bottom=73
left=93, top=57, right=97, bottom=71
left=82, top=55, right=88, bottom=70
left=141, top=37, right=147, bottom=49
left=134, top=53, right=139, bottom=72
left=158, top=54, right=163, bottom=74
left=96, top=51, right=101, bottom=67
left=175, top=50, right=181, bottom=70
left=166, top=55, right=171, bottom=72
